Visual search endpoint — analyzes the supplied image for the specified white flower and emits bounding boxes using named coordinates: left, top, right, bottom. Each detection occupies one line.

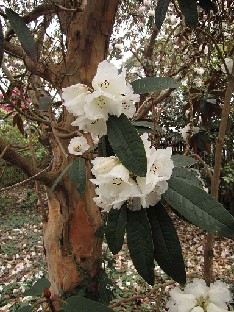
left=91, top=156, right=119, bottom=176
left=206, top=303, right=228, bottom=312
left=191, top=307, right=204, bottom=312
left=148, top=9, right=155, bottom=16
left=143, top=0, right=151, bottom=5
left=139, top=6, right=146, bottom=13
left=85, top=90, right=122, bottom=121
left=92, top=60, right=129, bottom=96
left=194, top=78, right=203, bottom=88
left=62, top=83, right=88, bottom=116
left=166, top=287, right=197, bottom=312
left=170, top=15, right=178, bottom=25
left=72, top=116, right=107, bottom=138
left=167, top=279, right=231, bottom=312
left=68, top=136, right=90, bottom=155
left=221, top=58, right=233, bottom=74
left=195, top=67, right=205, bottom=75
left=179, top=124, right=199, bottom=141
left=208, top=280, right=232, bottom=309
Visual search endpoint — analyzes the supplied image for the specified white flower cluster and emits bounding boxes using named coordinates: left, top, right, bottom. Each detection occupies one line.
left=90, top=134, right=174, bottom=212
left=166, top=279, right=232, bottom=312
left=179, top=124, right=200, bottom=141
left=62, top=60, right=140, bottom=145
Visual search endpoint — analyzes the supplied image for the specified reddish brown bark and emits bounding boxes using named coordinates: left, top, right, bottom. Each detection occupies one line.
left=41, top=0, right=120, bottom=302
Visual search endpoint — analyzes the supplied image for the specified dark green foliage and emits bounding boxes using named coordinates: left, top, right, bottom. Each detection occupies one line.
left=171, top=154, right=197, bottom=167
left=126, top=209, right=155, bottom=285
left=163, top=177, right=234, bottom=239
left=107, top=114, right=147, bottom=177
left=154, top=0, right=170, bottom=30
left=62, top=296, right=114, bottom=312
left=5, top=9, right=37, bottom=61
left=105, top=205, right=127, bottom=254
left=98, top=269, right=114, bottom=305
left=177, top=0, right=198, bottom=27
left=171, top=167, right=204, bottom=188
left=49, top=163, right=72, bottom=193
left=147, top=203, right=186, bottom=283
left=69, top=158, right=87, bottom=193
left=131, top=77, right=180, bottom=94
left=23, top=277, right=50, bottom=297
left=16, top=305, right=33, bottom=312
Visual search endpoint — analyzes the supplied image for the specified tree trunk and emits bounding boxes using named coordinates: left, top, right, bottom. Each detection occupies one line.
left=42, top=0, right=120, bottom=303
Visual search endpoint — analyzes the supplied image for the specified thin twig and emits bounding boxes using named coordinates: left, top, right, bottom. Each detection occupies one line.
left=0, top=161, right=52, bottom=193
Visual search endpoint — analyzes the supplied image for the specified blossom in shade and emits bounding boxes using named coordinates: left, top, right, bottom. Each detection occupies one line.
left=166, top=278, right=231, bottom=312
left=68, top=136, right=90, bottom=155
left=179, top=124, right=200, bottom=141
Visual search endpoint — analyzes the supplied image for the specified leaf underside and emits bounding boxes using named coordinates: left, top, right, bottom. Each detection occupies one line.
left=23, top=277, right=50, bottom=297
left=163, top=177, right=234, bottom=239
left=131, top=77, right=180, bottom=94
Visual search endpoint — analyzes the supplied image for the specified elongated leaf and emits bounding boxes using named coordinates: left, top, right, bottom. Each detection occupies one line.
left=107, top=114, right=147, bottom=176
left=49, top=163, right=72, bottom=193
left=177, top=0, right=198, bottom=27
left=172, top=154, right=196, bottom=167
left=127, top=209, right=155, bottom=285
left=5, top=9, right=37, bottom=61
left=163, top=177, right=234, bottom=239
left=62, top=296, right=114, bottom=312
left=147, top=203, right=186, bottom=283
left=17, top=305, right=33, bottom=312
left=69, top=158, right=86, bottom=193
left=172, top=167, right=203, bottom=188
left=105, top=205, right=127, bottom=254
left=154, top=0, right=170, bottom=30
left=0, top=20, right=4, bottom=67
left=132, top=77, right=180, bottom=94
left=24, top=277, right=50, bottom=297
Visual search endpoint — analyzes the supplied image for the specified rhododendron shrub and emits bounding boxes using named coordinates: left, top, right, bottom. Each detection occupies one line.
left=62, top=60, right=234, bottom=288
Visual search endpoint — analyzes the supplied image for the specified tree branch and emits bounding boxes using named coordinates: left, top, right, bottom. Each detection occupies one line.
left=0, top=138, right=55, bottom=186
left=3, top=41, right=60, bottom=87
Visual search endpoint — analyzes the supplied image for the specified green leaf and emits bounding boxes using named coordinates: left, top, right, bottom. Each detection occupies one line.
left=172, top=154, right=197, bottom=167
left=0, top=20, right=4, bottom=67
left=147, top=203, right=186, bottom=283
left=163, top=177, right=234, bottom=239
left=5, top=9, right=37, bottom=61
left=154, top=0, right=170, bottom=30
left=107, top=114, right=147, bottom=176
left=127, top=209, right=155, bottom=285
left=17, top=305, right=33, bottom=312
left=49, top=163, right=72, bottom=194
left=177, top=0, right=198, bottom=27
left=172, top=167, right=203, bottom=188
left=69, top=158, right=86, bottom=193
left=131, top=77, right=181, bottom=94
left=62, top=296, right=114, bottom=312
left=24, top=277, right=50, bottom=297
left=105, top=205, right=127, bottom=254
left=98, top=269, right=114, bottom=305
